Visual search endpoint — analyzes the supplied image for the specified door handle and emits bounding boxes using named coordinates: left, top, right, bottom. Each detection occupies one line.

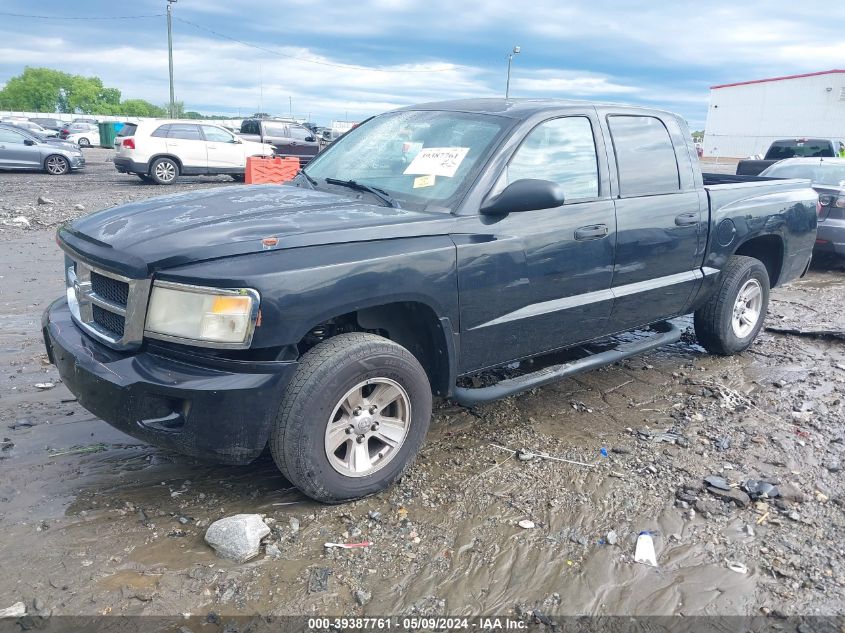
left=674, top=213, right=699, bottom=226
left=207, top=145, right=217, bottom=149
left=574, top=224, right=609, bottom=240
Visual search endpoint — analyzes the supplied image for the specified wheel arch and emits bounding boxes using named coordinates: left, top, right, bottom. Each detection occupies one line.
left=147, top=153, right=183, bottom=174
left=296, top=301, right=456, bottom=397
left=732, top=233, right=784, bottom=287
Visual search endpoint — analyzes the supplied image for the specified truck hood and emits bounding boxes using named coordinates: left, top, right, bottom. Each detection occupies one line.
left=60, top=184, right=458, bottom=275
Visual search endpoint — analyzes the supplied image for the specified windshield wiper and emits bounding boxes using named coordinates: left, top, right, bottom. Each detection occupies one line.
left=297, top=169, right=318, bottom=188
left=324, top=178, right=400, bottom=208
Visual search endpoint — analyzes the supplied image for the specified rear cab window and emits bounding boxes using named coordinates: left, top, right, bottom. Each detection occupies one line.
left=607, top=115, right=680, bottom=196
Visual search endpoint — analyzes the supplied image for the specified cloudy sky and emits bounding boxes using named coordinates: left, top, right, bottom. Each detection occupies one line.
left=1, top=1, right=843, bottom=128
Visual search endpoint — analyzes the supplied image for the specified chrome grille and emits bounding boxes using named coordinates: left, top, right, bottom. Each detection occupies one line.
left=91, top=271, right=129, bottom=306
left=65, top=257, right=151, bottom=350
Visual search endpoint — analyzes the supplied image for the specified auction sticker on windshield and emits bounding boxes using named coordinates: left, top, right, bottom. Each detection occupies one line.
left=404, top=147, right=469, bottom=177
left=412, top=174, right=436, bottom=188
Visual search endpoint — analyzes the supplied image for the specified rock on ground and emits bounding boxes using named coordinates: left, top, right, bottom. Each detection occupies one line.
left=204, top=514, right=270, bottom=563
left=0, top=602, right=26, bottom=617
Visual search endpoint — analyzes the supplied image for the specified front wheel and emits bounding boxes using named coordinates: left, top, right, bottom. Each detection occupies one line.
left=270, top=333, right=432, bottom=503
left=44, top=155, right=69, bottom=175
left=694, top=255, right=770, bottom=355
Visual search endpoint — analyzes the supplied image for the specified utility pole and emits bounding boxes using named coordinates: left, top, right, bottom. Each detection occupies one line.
left=505, top=45, right=520, bottom=100
left=167, top=0, right=177, bottom=118
left=289, top=96, right=293, bottom=119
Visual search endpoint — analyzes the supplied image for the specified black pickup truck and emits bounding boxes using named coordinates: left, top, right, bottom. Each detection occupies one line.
left=736, top=138, right=844, bottom=176
left=43, top=99, right=818, bottom=503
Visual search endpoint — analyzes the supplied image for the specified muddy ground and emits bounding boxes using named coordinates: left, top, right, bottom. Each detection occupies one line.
left=0, top=150, right=843, bottom=622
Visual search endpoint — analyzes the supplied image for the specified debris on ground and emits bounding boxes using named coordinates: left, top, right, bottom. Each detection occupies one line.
left=517, top=520, right=535, bottom=529
left=324, top=541, right=372, bottom=549
left=308, top=568, right=331, bottom=593
left=634, top=532, right=657, bottom=567
left=726, top=561, right=748, bottom=574
left=0, top=602, right=26, bottom=618
left=204, top=514, right=271, bottom=563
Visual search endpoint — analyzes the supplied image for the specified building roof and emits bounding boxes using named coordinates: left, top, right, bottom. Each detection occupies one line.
left=711, top=69, right=845, bottom=90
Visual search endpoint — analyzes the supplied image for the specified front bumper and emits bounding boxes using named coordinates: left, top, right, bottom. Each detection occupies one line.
left=42, top=298, right=297, bottom=464
left=69, top=153, right=85, bottom=170
left=815, top=220, right=845, bottom=257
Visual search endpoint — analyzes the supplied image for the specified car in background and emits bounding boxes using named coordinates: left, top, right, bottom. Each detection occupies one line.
left=29, top=117, right=65, bottom=131
left=761, top=157, right=845, bottom=258
left=737, top=138, right=843, bottom=176
left=4, top=124, right=76, bottom=146
left=113, top=119, right=275, bottom=184
left=8, top=120, right=59, bottom=137
left=0, top=123, right=84, bottom=175
left=65, top=126, right=100, bottom=147
left=59, top=122, right=98, bottom=141
left=238, top=118, right=320, bottom=165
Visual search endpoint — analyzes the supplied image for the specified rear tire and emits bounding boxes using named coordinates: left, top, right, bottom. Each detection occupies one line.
left=270, top=333, right=432, bottom=503
left=150, top=157, right=179, bottom=185
left=694, top=255, right=770, bottom=355
left=78, top=137, right=90, bottom=147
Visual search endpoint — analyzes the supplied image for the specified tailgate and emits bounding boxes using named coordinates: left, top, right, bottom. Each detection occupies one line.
left=735, top=159, right=775, bottom=176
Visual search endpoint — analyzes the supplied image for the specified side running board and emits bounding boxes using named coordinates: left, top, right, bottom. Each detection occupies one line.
left=452, top=321, right=681, bottom=407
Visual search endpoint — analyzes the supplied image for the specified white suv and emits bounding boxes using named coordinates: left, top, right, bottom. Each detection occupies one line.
left=113, top=120, right=274, bottom=184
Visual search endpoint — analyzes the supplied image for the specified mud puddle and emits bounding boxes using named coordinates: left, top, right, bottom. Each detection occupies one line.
left=0, top=230, right=843, bottom=619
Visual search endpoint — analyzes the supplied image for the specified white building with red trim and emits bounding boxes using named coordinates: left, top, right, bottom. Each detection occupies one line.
left=703, top=69, right=845, bottom=159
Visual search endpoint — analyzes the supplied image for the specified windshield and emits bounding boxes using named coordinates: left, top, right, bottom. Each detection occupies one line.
left=765, top=140, right=834, bottom=160
left=762, top=161, right=845, bottom=186
left=304, top=110, right=511, bottom=211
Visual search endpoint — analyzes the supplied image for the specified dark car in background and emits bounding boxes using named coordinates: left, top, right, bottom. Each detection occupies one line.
left=761, top=157, right=845, bottom=258
left=737, top=138, right=843, bottom=176
left=0, top=123, right=84, bottom=174
left=29, top=117, right=65, bottom=132
left=238, top=118, right=320, bottom=164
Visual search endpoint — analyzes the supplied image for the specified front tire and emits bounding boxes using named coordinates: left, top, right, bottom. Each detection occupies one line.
left=270, top=333, right=432, bottom=503
left=694, top=255, right=770, bottom=355
left=150, top=157, right=179, bottom=185
left=44, top=155, right=69, bottom=175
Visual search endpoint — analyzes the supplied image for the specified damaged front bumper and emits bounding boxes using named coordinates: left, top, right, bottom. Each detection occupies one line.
left=42, top=298, right=296, bottom=464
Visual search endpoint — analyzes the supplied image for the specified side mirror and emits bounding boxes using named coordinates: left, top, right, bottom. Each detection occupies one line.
left=480, top=178, right=565, bottom=215
left=233, top=137, right=242, bottom=144
left=305, top=136, right=316, bottom=143
left=24, top=139, right=36, bottom=146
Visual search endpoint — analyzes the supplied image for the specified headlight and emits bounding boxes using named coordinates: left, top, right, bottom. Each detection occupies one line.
left=145, top=281, right=260, bottom=348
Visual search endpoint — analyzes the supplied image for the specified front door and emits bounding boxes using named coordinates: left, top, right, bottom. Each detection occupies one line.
left=456, top=114, right=617, bottom=373
left=165, top=123, right=208, bottom=172
left=600, top=113, right=705, bottom=330
left=286, top=124, right=320, bottom=163
left=201, top=125, right=244, bottom=170
left=0, top=128, right=42, bottom=168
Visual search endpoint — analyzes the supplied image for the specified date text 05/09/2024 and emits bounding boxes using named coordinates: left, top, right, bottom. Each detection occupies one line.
left=306, top=617, right=527, bottom=630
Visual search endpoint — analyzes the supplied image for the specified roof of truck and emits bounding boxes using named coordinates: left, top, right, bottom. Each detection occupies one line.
left=399, top=98, right=676, bottom=119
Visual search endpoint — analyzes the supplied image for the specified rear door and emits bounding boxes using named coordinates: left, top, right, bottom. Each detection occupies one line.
left=165, top=124, right=207, bottom=172
left=598, top=111, right=706, bottom=330
left=201, top=125, right=243, bottom=170
left=0, top=128, right=42, bottom=168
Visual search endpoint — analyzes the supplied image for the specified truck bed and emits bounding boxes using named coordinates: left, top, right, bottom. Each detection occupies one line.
left=703, top=173, right=814, bottom=212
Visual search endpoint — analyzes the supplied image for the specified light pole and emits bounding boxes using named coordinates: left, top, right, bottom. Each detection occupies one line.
left=167, top=0, right=177, bottom=118
left=505, top=45, right=520, bottom=100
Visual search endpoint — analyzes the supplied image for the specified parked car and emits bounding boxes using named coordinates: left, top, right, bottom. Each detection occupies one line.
left=4, top=120, right=58, bottom=137
left=0, top=123, right=84, bottom=174
left=736, top=138, right=842, bottom=176
left=113, top=119, right=274, bottom=184
left=65, top=127, right=100, bottom=147
left=238, top=118, right=320, bottom=164
left=760, top=157, right=845, bottom=258
left=59, top=122, right=98, bottom=141
left=29, top=117, right=65, bottom=131
left=42, top=99, right=817, bottom=503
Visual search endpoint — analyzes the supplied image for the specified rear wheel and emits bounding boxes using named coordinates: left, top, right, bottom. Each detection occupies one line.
left=694, top=255, right=770, bottom=355
left=44, top=155, right=69, bottom=175
left=270, top=333, right=432, bottom=503
left=78, top=137, right=90, bottom=147
left=150, top=157, right=179, bottom=185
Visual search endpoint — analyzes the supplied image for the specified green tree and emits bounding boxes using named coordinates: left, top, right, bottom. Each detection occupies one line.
left=120, top=99, right=166, bottom=117
left=0, top=67, right=70, bottom=111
